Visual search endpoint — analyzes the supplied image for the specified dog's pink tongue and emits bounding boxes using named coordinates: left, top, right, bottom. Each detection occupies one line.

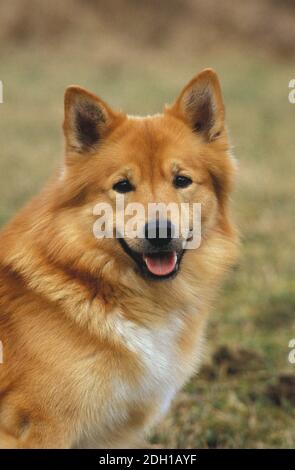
left=143, top=252, right=177, bottom=276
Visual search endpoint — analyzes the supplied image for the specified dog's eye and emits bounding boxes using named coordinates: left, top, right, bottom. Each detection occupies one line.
left=112, top=179, right=134, bottom=193
left=173, top=175, right=193, bottom=189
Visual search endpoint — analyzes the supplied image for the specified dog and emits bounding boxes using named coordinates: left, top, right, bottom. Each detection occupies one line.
left=0, top=68, right=238, bottom=448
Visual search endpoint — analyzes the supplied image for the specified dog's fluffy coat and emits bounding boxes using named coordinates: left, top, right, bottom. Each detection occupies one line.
left=0, top=69, right=238, bottom=448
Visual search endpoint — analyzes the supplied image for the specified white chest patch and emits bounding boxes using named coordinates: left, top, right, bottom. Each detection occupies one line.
left=76, top=310, right=205, bottom=447
left=109, top=312, right=186, bottom=418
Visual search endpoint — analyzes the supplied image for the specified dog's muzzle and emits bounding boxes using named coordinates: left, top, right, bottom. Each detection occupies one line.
left=118, top=219, right=185, bottom=281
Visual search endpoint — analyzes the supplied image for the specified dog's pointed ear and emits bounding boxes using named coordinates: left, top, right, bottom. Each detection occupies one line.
left=63, top=86, right=122, bottom=153
left=167, top=69, right=225, bottom=142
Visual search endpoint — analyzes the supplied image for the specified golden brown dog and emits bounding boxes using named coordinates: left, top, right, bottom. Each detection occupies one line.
left=0, top=69, right=238, bottom=448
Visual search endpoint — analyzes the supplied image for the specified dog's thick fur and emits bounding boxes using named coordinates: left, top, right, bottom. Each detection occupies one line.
left=0, top=69, right=238, bottom=448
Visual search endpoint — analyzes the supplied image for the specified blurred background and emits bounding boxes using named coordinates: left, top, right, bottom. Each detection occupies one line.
left=0, top=0, right=294, bottom=448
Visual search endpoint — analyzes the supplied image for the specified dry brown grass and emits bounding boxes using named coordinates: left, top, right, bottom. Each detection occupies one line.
left=0, top=0, right=295, bottom=57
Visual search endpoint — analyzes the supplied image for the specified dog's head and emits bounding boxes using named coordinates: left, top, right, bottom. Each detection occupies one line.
left=54, top=69, right=236, bottom=282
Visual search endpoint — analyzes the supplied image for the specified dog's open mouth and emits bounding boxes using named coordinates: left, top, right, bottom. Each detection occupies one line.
left=118, top=238, right=183, bottom=281
left=143, top=252, right=177, bottom=277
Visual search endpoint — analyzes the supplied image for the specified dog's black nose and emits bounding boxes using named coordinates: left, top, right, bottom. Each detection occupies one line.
left=144, top=219, right=174, bottom=247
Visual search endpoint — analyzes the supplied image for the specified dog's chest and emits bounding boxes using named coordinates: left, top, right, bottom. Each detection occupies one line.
left=111, top=314, right=191, bottom=417
left=76, top=311, right=204, bottom=447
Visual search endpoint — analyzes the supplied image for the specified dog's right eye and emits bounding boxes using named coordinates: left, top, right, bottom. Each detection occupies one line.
left=112, top=179, right=134, bottom=193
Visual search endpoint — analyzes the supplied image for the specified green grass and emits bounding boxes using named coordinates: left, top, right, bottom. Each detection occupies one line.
left=0, top=42, right=294, bottom=448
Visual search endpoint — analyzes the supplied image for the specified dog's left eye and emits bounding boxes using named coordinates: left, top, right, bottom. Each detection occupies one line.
left=112, top=179, right=134, bottom=193
left=173, top=175, right=193, bottom=188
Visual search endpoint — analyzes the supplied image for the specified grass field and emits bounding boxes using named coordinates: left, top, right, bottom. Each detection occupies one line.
left=0, top=37, right=294, bottom=448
